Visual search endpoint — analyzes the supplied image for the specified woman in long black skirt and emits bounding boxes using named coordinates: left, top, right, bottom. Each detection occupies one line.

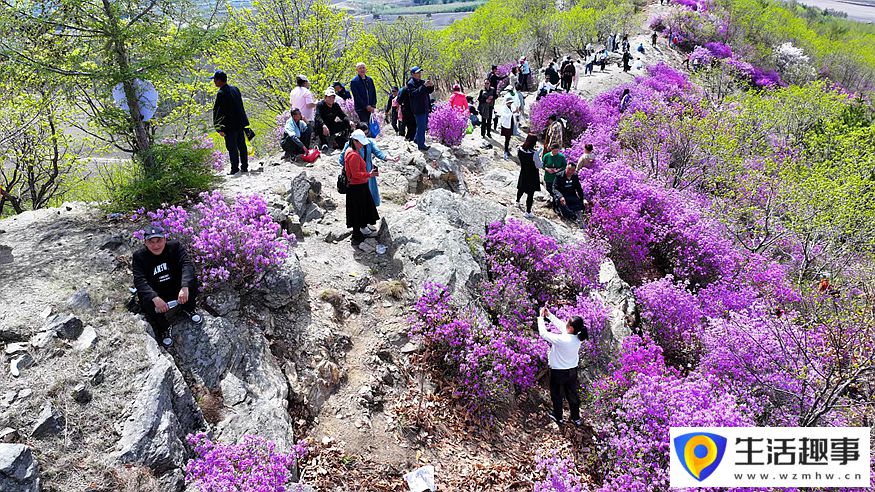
left=516, top=133, right=541, bottom=219
left=344, top=130, right=380, bottom=242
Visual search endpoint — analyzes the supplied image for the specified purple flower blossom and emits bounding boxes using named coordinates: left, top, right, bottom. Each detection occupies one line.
left=427, top=102, right=468, bottom=146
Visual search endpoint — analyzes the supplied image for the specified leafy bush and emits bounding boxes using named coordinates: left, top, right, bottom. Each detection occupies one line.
left=427, top=102, right=468, bottom=146
left=185, top=433, right=308, bottom=492
left=132, top=191, right=295, bottom=290
left=529, top=92, right=592, bottom=138
left=112, top=137, right=221, bottom=211
left=533, top=453, right=583, bottom=492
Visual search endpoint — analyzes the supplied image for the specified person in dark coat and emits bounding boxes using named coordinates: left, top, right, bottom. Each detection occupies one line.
left=488, top=65, right=507, bottom=93
left=344, top=130, right=380, bottom=243
left=477, top=79, right=496, bottom=139
left=406, top=66, right=435, bottom=151
left=315, top=88, right=352, bottom=151
left=622, top=51, right=632, bottom=72
left=516, top=134, right=542, bottom=218
left=350, top=62, right=378, bottom=123
left=552, top=164, right=587, bottom=227
left=211, top=70, right=250, bottom=175
left=397, top=85, right=416, bottom=142
left=385, top=86, right=401, bottom=135
left=545, top=62, right=560, bottom=86
left=133, top=226, right=200, bottom=346
left=560, top=57, right=575, bottom=92
left=332, top=81, right=352, bottom=100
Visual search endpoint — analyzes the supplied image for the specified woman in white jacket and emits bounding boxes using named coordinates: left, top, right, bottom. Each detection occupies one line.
left=498, top=96, right=519, bottom=160
left=538, top=306, right=588, bottom=426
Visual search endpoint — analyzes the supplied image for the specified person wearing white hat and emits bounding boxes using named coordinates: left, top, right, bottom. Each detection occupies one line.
left=343, top=129, right=381, bottom=243
left=314, top=87, right=352, bottom=152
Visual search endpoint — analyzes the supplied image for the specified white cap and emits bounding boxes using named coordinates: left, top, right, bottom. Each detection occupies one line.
left=351, top=129, right=369, bottom=145
left=324, top=88, right=336, bottom=97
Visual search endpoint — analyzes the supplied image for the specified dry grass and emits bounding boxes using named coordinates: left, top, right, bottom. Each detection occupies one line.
left=375, top=280, right=407, bottom=300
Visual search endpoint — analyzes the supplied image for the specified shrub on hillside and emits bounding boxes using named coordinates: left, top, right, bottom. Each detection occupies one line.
left=132, top=191, right=295, bottom=290
left=185, top=433, right=308, bottom=491
left=533, top=453, right=583, bottom=492
left=529, top=92, right=592, bottom=138
left=112, top=137, right=222, bottom=211
left=427, top=102, right=468, bottom=146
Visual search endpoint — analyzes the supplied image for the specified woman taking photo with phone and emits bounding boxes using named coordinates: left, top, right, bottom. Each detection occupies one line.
left=538, top=306, right=588, bottom=427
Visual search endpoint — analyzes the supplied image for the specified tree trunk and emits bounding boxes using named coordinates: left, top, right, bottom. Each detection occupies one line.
left=102, top=0, right=154, bottom=169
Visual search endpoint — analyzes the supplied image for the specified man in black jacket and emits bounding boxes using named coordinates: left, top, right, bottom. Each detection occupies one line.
left=551, top=164, right=588, bottom=228
left=133, top=226, right=200, bottom=346
left=477, top=79, right=496, bottom=139
left=314, top=88, right=352, bottom=151
left=211, top=71, right=250, bottom=175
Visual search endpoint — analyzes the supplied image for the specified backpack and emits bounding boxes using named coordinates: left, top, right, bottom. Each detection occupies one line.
left=337, top=149, right=350, bottom=194
left=563, top=63, right=575, bottom=76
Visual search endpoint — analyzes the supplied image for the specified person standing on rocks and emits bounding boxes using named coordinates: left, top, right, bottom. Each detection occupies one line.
left=211, top=70, right=250, bottom=175
left=543, top=114, right=564, bottom=156
left=350, top=62, right=378, bottom=124
left=406, top=66, right=435, bottom=151
left=498, top=95, right=519, bottom=160
left=560, top=56, right=575, bottom=92
left=516, top=133, right=541, bottom=219
left=622, top=50, right=632, bottom=72
left=538, top=306, right=587, bottom=427
left=133, top=226, right=201, bottom=347
left=397, top=84, right=416, bottom=141
left=338, top=126, right=399, bottom=208
left=519, top=56, right=531, bottom=91
left=477, top=79, right=496, bottom=139
left=344, top=130, right=381, bottom=242
left=385, top=86, right=402, bottom=136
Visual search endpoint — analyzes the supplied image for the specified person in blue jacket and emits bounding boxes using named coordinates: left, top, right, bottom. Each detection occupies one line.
left=338, top=123, right=399, bottom=207
left=406, top=66, right=435, bottom=151
left=350, top=62, right=377, bottom=124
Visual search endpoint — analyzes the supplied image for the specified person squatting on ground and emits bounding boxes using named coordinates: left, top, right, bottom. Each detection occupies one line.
left=552, top=164, right=588, bottom=228
left=315, top=88, right=352, bottom=151
left=211, top=70, right=250, bottom=175
left=516, top=134, right=542, bottom=219
left=281, top=108, right=312, bottom=161
left=133, top=226, right=201, bottom=347
left=538, top=306, right=588, bottom=427
left=343, top=130, right=381, bottom=242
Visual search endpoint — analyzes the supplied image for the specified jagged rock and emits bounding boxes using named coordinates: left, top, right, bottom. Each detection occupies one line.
left=115, top=355, right=204, bottom=476
left=72, top=384, right=92, bottom=404
left=358, top=238, right=377, bottom=254
left=0, top=322, right=26, bottom=343
left=0, top=428, right=19, bottom=443
left=400, top=342, right=420, bottom=354
left=0, top=245, right=12, bottom=265
left=31, top=402, right=64, bottom=438
left=72, top=325, right=98, bottom=351
left=66, top=289, right=92, bottom=311
left=3, top=342, right=29, bottom=355
left=323, top=223, right=352, bottom=243
left=28, top=330, right=54, bottom=350
left=415, top=188, right=506, bottom=238
left=86, top=363, right=105, bottom=385
left=47, top=314, right=83, bottom=340
left=204, top=289, right=240, bottom=317
left=0, top=444, right=40, bottom=491
left=288, top=172, right=322, bottom=222
left=174, top=316, right=243, bottom=390
left=254, top=255, right=305, bottom=309
left=589, top=259, right=636, bottom=370
left=99, top=235, right=126, bottom=252
left=482, top=168, right=517, bottom=188
left=9, top=353, right=34, bottom=378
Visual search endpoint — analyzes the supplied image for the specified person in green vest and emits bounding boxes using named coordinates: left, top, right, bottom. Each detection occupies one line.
left=542, top=144, right=566, bottom=201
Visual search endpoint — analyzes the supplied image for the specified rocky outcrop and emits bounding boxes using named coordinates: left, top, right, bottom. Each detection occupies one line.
left=0, top=444, right=40, bottom=492
left=115, top=342, right=204, bottom=489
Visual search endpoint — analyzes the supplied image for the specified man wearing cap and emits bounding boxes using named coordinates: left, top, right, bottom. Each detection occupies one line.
left=332, top=81, right=352, bottom=100
left=289, top=75, right=317, bottom=122
left=349, top=62, right=377, bottom=124
left=519, top=57, right=530, bottom=91
left=132, top=226, right=200, bottom=346
left=211, top=71, right=250, bottom=175
left=315, top=88, right=352, bottom=151
left=406, top=66, right=434, bottom=151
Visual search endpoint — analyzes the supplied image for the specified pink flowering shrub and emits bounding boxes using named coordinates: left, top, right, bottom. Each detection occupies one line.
left=529, top=92, right=592, bottom=137
left=533, top=453, right=583, bottom=492
left=494, top=61, right=517, bottom=92
left=132, top=191, right=295, bottom=290
left=427, top=102, right=468, bottom=146
left=336, top=96, right=385, bottom=126
left=705, top=41, right=732, bottom=59
left=185, top=433, right=308, bottom=492
left=634, top=276, right=703, bottom=365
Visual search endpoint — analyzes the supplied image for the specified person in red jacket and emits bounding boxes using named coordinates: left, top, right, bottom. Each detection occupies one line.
left=344, top=130, right=381, bottom=242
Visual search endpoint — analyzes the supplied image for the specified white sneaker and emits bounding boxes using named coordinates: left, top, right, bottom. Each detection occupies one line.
left=359, top=227, right=377, bottom=238
left=191, top=314, right=202, bottom=323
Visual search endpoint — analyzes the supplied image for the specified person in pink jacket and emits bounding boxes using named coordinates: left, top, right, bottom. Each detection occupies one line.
left=448, top=84, right=469, bottom=115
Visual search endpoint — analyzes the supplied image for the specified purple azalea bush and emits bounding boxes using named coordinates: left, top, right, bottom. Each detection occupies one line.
left=132, top=191, right=295, bottom=290
left=529, top=92, right=592, bottom=137
left=533, top=453, right=583, bottom=492
left=427, top=102, right=468, bottom=146
left=185, top=433, right=308, bottom=492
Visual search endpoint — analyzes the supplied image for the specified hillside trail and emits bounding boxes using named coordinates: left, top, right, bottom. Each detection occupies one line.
left=215, top=3, right=685, bottom=487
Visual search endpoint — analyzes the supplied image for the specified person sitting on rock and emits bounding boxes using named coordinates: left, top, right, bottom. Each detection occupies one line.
left=314, top=88, right=352, bottom=152
left=551, top=164, right=587, bottom=228
left=132, top=226, right=201, bottom=347
left=281, top=108, right=312, bottom=161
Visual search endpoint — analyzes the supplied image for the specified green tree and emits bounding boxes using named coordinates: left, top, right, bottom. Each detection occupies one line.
left=0, top=0, right=217, bottom=168
left=213, top=0, right=373, bottom=115
left=369, top=17, right=434, bottom=93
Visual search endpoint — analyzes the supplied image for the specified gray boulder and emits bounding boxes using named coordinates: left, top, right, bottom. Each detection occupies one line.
left=415, top=188, right=506, bottom=238
left=66, top=289, right=92, bottom=311
left=31, top=402, right=64, bottom=438
left=254, top=255, right=305, bottom=309
left=47, top=314, right=83, bottom=340
left=0, top=444, right=40, bottom=492
left=115, top=355, right=204, bottom=476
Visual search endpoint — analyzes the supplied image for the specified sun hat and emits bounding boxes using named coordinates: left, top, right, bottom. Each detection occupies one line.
left=351, top=129, right=369, bottom=145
